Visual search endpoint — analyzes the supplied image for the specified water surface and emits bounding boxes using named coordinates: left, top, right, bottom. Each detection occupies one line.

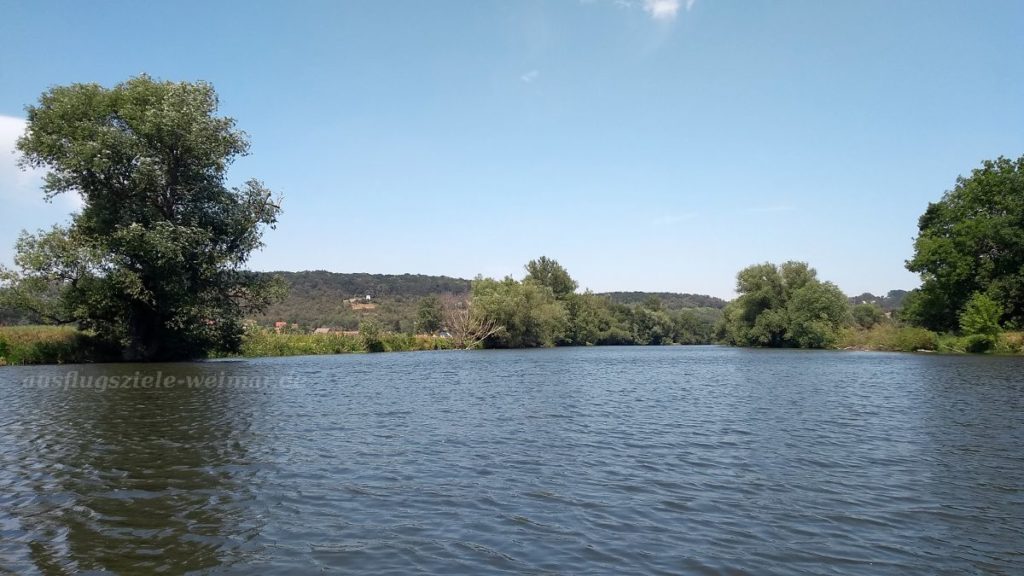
left=1, top=347, right=1022, bottom=574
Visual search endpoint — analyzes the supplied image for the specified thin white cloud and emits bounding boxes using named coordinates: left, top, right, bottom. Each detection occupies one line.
left=0, top=114, right=82, bottom=210
left=643, top=0, right=681, bottom=21
left=520, top=69, right=540, bottom=84
left=601, top=0, right=695, bottom=22
left=0, top=115, right=38, bottom=194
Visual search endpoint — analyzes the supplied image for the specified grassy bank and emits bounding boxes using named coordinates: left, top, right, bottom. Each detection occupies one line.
left=837, top=325, right=940, bottom=352
left=232, top=328, right=453, bottom=358
left=5, top=324, right=1023, bottom=365
left=0, top=326, right=453, bottom=365
left=838, top=325, right=1024, bottom=354
left=0, top=326, right=112, bottom=365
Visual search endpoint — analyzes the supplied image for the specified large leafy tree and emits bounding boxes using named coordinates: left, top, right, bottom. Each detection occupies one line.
left=2, top=76, right=281, bottom=360
left=904, top=156, right=1024, bottom=331
left=721, top=261, right=849, bottom=348
left=524, top=256, right=577, bottom=299
left=471, top=276, right=567, bottom=348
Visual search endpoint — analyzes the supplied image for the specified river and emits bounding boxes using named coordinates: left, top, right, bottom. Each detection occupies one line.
left=1, top=347, right=1022, bottom=574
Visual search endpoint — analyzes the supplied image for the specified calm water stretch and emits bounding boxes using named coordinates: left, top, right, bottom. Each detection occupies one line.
left=1, top=347, right=1022, bottom=575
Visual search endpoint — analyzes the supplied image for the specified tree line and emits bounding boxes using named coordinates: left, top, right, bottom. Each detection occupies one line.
left=1, top=75, right=1021, bottom=359
left=413, top=256, right=724, bottom=349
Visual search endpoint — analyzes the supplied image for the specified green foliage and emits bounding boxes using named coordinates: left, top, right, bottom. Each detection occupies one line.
left=560, top=292, right=605, bottom=345
left=244, top=269, right=726, bottom=345
left=0, top=325, right=116, bottom=365
left=887, top=327, right=939, bottom=352
left=470, top=258, right=722, bottom=349
left=416, top=295, right=443, bottom=334
left=964, top=334, right=997, bottom=353
left=600, top=291, right=726, bottom=309
left=359, top=320, right=386, bottom=353
left=524, top=256, right=577, bottom=299
left=472, top=276, right=567, bottom=348
left=838, top=324, right=939, bottom=352
left=251, top=271, right=471, bottom=330
left=905, top=156, right=1024, bottom=331
left=959, top=292, right=1003, bottom=336
left=848, top=290, right=908, bottom=312
left=5, top=75, right=281, bottom=361
left=995, top=331, right=1024, bottom=354
left=230, top=326, right=451, bottom=357
left=852, top=303, right=887, bottom=329
left=721, top=261, right=850, bottom=348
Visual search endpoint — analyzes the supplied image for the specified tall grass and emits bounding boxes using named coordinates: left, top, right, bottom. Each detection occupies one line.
left=232, top=328, right=452, bottom=358
left=0, top=326, right=109, bottom=365
left=839, top=325, right=1024, bottom=354
left=837, top=325, right=939, bottom=352
left=0, top=325, right=454, bottom=365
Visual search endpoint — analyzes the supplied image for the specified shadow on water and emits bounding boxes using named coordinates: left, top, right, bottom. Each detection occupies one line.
left=0, top=362, right=269, bottom=574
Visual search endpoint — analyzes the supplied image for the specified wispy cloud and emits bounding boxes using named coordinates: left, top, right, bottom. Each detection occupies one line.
left=643, top=0, right=681, bottom=21
left=600, top=0, right=696, bottom=22
left=0, top=114, right=82, bottom=210
left=520, top=69, right=540, bottom=84
left=0, top=116, right=38, bottom=193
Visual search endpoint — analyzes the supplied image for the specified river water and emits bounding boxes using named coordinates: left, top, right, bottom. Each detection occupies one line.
left=1, top=347, right=1022, bottom=574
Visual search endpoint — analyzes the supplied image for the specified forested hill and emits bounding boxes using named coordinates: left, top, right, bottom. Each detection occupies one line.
left=246, top=271, right=727, bottom=330
left=265, top=271, right=472, bottom=300
left=599, top=292, right=727, bottom=310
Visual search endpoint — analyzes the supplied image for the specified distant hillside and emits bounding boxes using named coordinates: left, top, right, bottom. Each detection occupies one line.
left=599, top=291, right=727, bottom=310
left=848, top=290, right=909, bottom=312
left=251, top=271, right=471, bottom=331
left=266, top=271, right=471, bottom=300
left=249, top=271, right=728, bottom=331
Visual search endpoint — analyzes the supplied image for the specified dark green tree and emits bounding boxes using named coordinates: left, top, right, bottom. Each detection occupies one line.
left=905, top=156, right=1024, bottom=330
left=721, top=261, right=850, bottom=348
left=852, top=303, right=886, bottom=329
left=524, top=256, right=577, bottom=299
left=415, top=295, right=443, bottom=334
left=471, top=276, right=567, bottom=348
left=2, top=76, right=281, bottom=360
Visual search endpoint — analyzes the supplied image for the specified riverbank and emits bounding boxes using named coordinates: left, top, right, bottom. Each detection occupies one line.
left=4, top=325, right=1024, bottom=366
left=0, top=326, right=112, bottom=366
left=229, top=327, right=452, bottom=358
left=837, top=325, right=1024, bottom=354
left=0, top=326, right=452, bottom=365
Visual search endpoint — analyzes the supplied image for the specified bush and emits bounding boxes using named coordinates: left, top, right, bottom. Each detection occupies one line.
left=234, top=327, right=364, bottom=357
left=359, top=321, right=386, bottom=353
left=995, top=331, right=1024, bottom=354
left=837, top=324, right=938, bottom=352
left=964, top=334, right=996, bottom=353
left=891, top=327, right=939, bottom=352
left=960, top=293, right=1003, bottom=337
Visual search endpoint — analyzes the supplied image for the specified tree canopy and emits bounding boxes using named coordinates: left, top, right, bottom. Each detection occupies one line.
left=904, top=156, right=1024, bottom=331
left=1, top=76, right=281, bottom=360
left=464, top=257, right=722, bottom=348
left=720, top=261, right=850, bottom=348
left=524, top=256, right=578, bottom=299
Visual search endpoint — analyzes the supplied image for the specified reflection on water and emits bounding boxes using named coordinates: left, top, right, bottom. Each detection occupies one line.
left=1, top=363, right=267, bottom=574
left=1, top=348, right=1022, bottom=575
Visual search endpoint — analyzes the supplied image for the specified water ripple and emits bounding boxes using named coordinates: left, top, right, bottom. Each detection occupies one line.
left=1, top=347, right=1023, bottom=574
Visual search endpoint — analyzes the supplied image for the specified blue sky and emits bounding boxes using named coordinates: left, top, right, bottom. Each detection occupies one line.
left=1, top=0, right=1022, bottom=298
